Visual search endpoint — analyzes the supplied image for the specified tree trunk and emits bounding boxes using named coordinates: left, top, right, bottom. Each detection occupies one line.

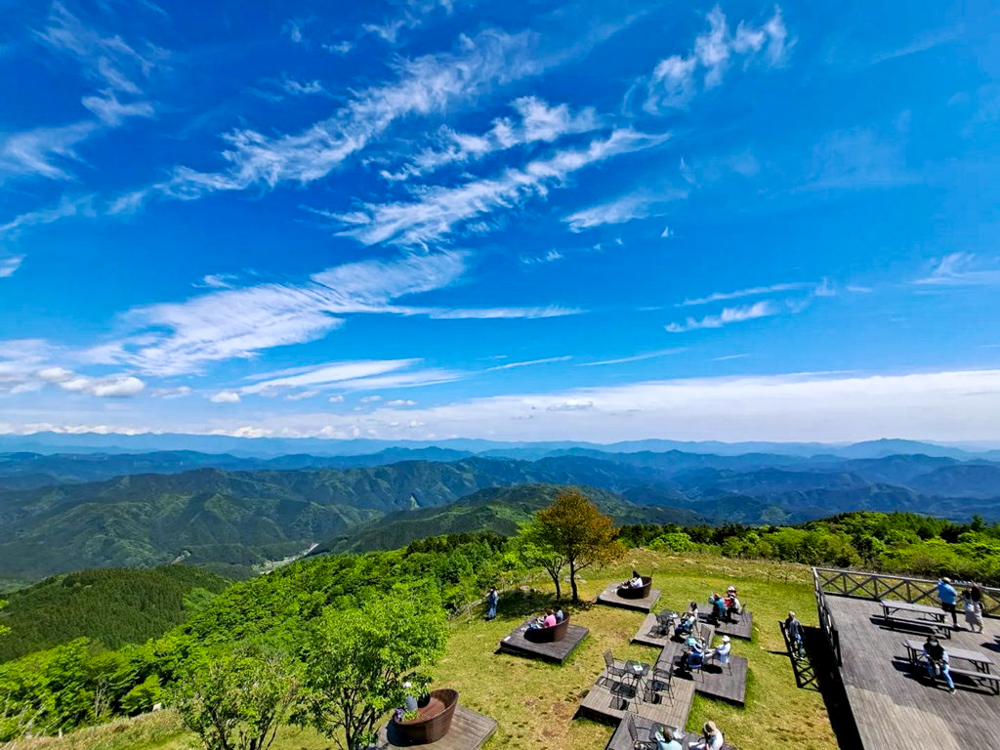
left=569, top=558, right=579, bottom=603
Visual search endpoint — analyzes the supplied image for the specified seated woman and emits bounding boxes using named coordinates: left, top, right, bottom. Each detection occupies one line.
left=679, top=637, right=705, bottom=672
left=711, top=635, right=732, bottom=665
left=654, top=727, right=685, bottom=750
left=725, top=586, right=742, bottom=617
left=692, top=721, right=724, bottom=750
left=541, top=608, right=557, bottom=628
left=554, top=607, right=565, bottom=623
left=675, top=602, right=699, bottom=636
left=710, top=594, right=729, bottom=624
left=621, top=569, right=643, bottom=588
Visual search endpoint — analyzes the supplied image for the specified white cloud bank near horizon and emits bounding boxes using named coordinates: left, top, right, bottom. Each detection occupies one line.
left=5, top=368, right=1000, bottom=444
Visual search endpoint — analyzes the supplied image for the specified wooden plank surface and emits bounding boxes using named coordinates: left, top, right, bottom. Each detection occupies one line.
left=632, top=612, right=673, bottom=648
left=827, top=594, right=1000, bottom=750
left=605, top=717, right=739, bottom=750
left=596, top=584, right=662, bottom=612
left=576, top=664, right=695, bottom=729
left=497, top=619, right=589, bottom=665
left=698, top=611, right=754, bottom=640
left=373, top=706, right=497, bottom=750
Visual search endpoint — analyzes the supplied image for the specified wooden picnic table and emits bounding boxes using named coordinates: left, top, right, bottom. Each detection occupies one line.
left=904, top=639, right=994, bottom=674
left=880, top=599, right=951, bottom=637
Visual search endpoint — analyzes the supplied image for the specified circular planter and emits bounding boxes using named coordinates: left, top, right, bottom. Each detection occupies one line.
left=525, top=615, right=571, bottom=643
left=618, top=576, right=652, bottom=599
left=391, top=688, right=458, bottom=746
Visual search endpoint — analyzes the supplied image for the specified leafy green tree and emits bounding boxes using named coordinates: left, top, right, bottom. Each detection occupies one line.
left=171, top=643, right=301, bottom=750
left=512, top=523, right=568, bottom=601
left=120, top=675, right=162, bottom=715
left=0, top=600, right=8, bottom=639
left=534, top=489, right=623, bottom=603
left=300, top=584, right=448, bottom=750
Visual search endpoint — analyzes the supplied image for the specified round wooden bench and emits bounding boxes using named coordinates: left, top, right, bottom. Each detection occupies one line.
left=391, top=688, right=458, bottom=745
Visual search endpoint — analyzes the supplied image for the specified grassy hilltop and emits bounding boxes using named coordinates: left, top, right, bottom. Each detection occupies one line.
left=6, top=551, right=836, bottom=750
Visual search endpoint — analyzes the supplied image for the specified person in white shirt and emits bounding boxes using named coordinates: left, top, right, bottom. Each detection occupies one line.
left=711, top=635, right=732, bottom=665
left=692, top=721, right=724, bottom=750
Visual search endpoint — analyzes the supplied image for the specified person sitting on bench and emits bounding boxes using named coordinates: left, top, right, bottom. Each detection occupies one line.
left=725, top=586, right=742, bottom=617
left=922, top=635, right=956, bottom=693
left=709, top=594, right=729, bottom=624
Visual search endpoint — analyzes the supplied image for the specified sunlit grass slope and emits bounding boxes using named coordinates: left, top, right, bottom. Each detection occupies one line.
left=7, top=550, right=837, bottom=750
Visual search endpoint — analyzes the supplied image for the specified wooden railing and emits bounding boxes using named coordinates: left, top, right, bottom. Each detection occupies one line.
left=813, top=569, right=841, bottom=666
left=813, top=567, right=1000, bottom=618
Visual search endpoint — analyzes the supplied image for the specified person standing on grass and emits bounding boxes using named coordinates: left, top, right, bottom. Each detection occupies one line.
left=937, top=577, right=959, bottom=628
left=486, top=586, right=499, bottom=620
left=922, top=635, right=956, bottom=693
left=785, top=611, right=804, bottom=659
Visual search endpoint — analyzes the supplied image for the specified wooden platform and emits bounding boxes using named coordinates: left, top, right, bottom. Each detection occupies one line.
left=632, top=612, right=673, bottom=648
left=596, top=583, right=662, bottom=612
left=826, top=594, right=1000, bottom=750
left=698, top=610, right=754, bottom=640
left=667, top=653, right=749, bottom=705
left=373, top=706, right=497, bottom=750
left=576, top=663, right=695, bottom=729
left=655, top=623, right=716, bottom=670
left=605, top=717, right=738, bottom=750
left=497, top=618, right=589, bottom=664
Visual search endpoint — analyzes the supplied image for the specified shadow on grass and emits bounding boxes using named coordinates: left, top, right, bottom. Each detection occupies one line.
left=488, top=587, right=595, bottom=621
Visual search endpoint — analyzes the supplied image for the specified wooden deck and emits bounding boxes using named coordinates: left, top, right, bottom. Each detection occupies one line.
left=604, top=717, right=738, bottom=750
left=576, top=663, right=695, bottom=729
left=654, top=623, right=716, bottom=670
left=596, top=583, right=662, bottom=612
left=826, top=594, right=1000, bottom=750
left=665, top=653, right=749, bottom=705
left=373, top=706, right=497, bottom=750
left=497, top=618, right=589, bottom=664
left=632, top=611, right=673, bottom=648
left=698, top=610, right=754, bottom=640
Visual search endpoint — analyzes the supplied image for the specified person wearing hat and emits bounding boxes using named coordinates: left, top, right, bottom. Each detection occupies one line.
left=692, top=721, right=724, bottom=750
left=937, top=577, right=958, bottom=628
left=711, top=635, right=732, bottom=668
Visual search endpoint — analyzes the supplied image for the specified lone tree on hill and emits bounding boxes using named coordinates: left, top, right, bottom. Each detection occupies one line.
left=300, top=583, right=448, bottom=750
left=534, top=488, right=622, bottom=603
left=172, top=642, right=301, bottom=750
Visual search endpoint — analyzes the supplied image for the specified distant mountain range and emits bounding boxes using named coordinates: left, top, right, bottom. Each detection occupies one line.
left=2, top=431, right=1000, bottom=460
left=1, top=448, right=1000, bottom=580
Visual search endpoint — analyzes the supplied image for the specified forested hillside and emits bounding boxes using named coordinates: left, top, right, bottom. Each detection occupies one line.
left=2, top=450, right=1000, bottom=580
left=0, top=566, right=231, bottom=662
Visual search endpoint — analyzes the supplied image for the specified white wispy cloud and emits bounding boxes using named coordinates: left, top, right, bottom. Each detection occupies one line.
left=0, top=256, right=23, bottom=278
left=335, top=128, right=670, bottom=247
left=520, top=250, right=564, bottom=266
left=564, top=188, right=688, bottom=231
left=162, top=29, right=545, bottom=200
left=638, top=5, right=789, bottom=113
left=0, top=123, right=98, bottom=184
left=323, top=41, right=353, bottom=55
left=95, top=253, right=470, bottom=375
left=915, top=253, right=1000, bottom=287
left=210, top=390, right=241, bottom=403
left=428, top=306, right=582, bottom=319
left=712, top=353, right=750, bottom=361
left=579, top=349, right=685, bottom=366
left=665, top=300, right=780, bottom=333
left=150, top=385, right=192, bottom=398
left=284, top=390, right=319, bottom=401
left=36, top=366, right=145, bottom=397
left=486, top=355, right=571, bottom=371
left=282, top=19, right=305, bottom=44
left=380, top=96, right=602, bottom=181
left=677, top=281, right=813, bottom=307
left=386, top=398, right=417, bottom=406
left=359, top=395, right=383, bottom=403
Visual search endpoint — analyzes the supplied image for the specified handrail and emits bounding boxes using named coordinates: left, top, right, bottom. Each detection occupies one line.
left=813, top=567, right=1000, bottom=618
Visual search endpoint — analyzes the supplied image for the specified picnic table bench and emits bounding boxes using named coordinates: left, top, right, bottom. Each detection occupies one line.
left=904, top=639, right=1000, bottom=694
left=880, top=599, right=952, bottom=638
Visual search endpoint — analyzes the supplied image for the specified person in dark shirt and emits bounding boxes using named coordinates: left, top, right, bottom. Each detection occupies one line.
left=784, top=611, right=804, bottom=659
left=922, top=635, right=955, bottom=693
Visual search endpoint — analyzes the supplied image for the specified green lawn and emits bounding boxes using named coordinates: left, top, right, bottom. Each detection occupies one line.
left=8, top=551, right=838, bottom=750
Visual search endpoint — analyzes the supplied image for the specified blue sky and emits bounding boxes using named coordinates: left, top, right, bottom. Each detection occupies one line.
left=2, top=0, right=1000, bottom=444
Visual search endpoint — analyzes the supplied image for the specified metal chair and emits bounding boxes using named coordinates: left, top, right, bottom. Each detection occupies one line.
left=625, top=715, right=656, bottom=750
left=645, top=666, right=675, bottom=704
left=655, top=610, right=675, bottom=637
left=603, top=650, right=629, bottom=688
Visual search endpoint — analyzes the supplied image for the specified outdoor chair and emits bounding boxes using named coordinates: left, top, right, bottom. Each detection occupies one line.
left=603, top=650, right=630, bottom=689
left=645, top=666, right=675, bottom=704
left=625, top=715, right=657, bottom=750
left=710, top=648, right=733, bottom=675
left=655, top=611, right=675, bottom=637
